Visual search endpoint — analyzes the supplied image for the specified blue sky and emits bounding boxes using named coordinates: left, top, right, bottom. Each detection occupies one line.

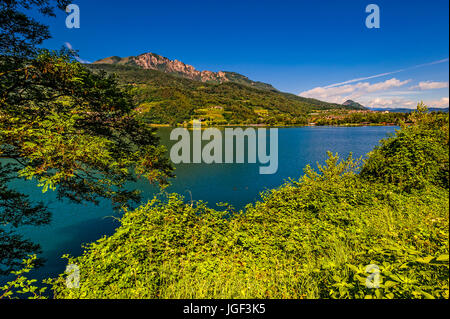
left=37, top=0, right=448, bottom=108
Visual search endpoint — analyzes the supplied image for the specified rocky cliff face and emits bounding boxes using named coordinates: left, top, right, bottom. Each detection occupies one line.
left=132, top=53, right=228, bottom=83
left=93, top=52, right=276, bottom=91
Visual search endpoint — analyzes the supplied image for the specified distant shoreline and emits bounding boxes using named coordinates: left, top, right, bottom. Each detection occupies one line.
left=148, top=123, right=401, bottom=128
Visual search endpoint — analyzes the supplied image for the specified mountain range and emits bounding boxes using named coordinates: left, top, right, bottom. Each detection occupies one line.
left=93, top=52, right=276, bottom=91
left=90, top=52, right=366, bottom=125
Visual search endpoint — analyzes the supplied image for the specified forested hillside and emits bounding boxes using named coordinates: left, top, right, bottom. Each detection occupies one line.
left=86, top=64, right=364, bottom=125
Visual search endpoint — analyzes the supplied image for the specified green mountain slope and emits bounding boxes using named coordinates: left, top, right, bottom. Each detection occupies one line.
left=86, top=63, right=364, bottom=125
left=343, top=100, right=367, bottom=109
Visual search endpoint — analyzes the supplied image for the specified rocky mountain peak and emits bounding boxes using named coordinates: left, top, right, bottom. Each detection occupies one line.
left=93, top=52, right=276, bottom=91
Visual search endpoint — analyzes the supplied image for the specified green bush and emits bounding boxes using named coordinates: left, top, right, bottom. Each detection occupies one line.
left=361, top=103, right=449, bottom=191
left=47, top=106, right=449, bottom=299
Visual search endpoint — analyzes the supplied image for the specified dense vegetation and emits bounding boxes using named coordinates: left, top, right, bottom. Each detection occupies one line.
left=312, top=110, right=410, bottom=126
left=86, top=64, right=364, bottom=126
left=86, top=64, right=430, bottom=127
left=0, top=0, right=448, bottom=301
left=37, top=106, right=447, bottom=299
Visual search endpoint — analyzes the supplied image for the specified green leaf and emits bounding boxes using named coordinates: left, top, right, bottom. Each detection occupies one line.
left=436, top=255, right=449, bottom=262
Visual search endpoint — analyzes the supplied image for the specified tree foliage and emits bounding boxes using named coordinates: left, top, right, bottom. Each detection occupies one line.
left=0, top=0, right=173, bottom=274
left=361, top=103, right=449, bottom=191
left=1, top=51, right=173, bottom=205
left=0, top=0, right=70, bottom=57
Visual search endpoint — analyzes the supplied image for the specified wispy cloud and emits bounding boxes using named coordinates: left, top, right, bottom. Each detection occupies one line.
left=366, top=97, right=417, bottom=109
left=64, top=42, right=91, bottom=64
left=359, top=96, right=449, bottom=109
left=323, top=58, right=449, bottom=89
left=299, top=58, right=449, bottom=109
left=300, top=78, right=411, bottom=104
left=411, top=81, right=449, bottom=90
left=428, top=97, right=450, bottom=108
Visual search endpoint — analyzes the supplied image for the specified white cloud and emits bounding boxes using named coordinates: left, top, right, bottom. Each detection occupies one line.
left=300, top=78, right=411, bottom=104
left=299, top=76, right=450, bottom=109
left=364, top=78, right=411, bottom=93
left=362, top=97, right=416, bottom=109
left=323, top=58, right=449, bottom=88
left=360, top=96, right=449, bottom=109
left=299, top=58, right=449, bottom=109
left=411, top=81, right=449, bottom=90
left=427, top=97, right=449, bottom=108
left=64, top=42, right=91, bottom=64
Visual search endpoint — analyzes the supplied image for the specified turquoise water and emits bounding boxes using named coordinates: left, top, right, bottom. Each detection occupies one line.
left=1, top=126, right=397, bottom=283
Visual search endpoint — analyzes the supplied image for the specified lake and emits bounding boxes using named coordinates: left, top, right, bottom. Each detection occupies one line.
left=1, top=125, right=397, bottom=283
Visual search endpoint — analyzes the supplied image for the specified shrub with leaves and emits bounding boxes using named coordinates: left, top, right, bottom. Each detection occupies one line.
left=361, top=103, right=449, bottom=191
left=48, top=106, right=449, bottom=299
left=0, top=255, right=47, bottom=299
